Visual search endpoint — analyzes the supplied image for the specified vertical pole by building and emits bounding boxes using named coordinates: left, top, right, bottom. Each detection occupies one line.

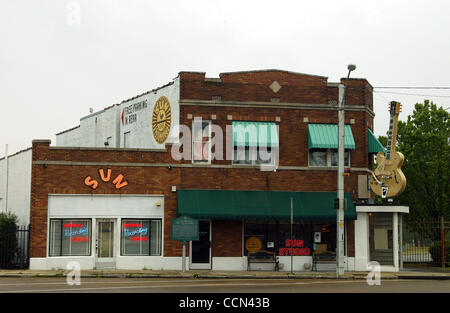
left=337, top=84, right=345, bottom=277
left=182, top=240, right=186, bottom=273
left=290, top=197, right=294, bottom=274
left=399, top=214, right=403, bottom=271
left=441, top=216, right=445, bottom=269
left=4, top=144, right=8, bottom=213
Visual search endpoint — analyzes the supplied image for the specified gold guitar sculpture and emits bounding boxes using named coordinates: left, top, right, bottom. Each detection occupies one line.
left=369, top=101, right=406, bottom=198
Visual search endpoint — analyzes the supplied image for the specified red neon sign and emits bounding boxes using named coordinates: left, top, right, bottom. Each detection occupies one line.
left=285, top=239, right=304, bottom=248
left=64, top=224, right=83, bottom=228
left=278, top=247, right=311, bottom=256
left=71, top=237, right=89, bottom=242
left=130, top=236, right=148, bottom=241
left=278, top=239, right=310, bottom=256
left=124, top=223, right=142, bottom=228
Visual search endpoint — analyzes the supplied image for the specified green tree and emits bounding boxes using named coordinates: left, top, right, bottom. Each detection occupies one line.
left=392, top=100, right=449, bottom=241
left=0, top=212, right=19, bottom=268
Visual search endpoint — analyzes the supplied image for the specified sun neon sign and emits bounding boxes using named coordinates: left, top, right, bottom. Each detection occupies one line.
left=84, top=168, right=128, bottom=190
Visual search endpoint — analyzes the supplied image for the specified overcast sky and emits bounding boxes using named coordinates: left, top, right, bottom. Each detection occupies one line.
left=1, top=0, right=449, bottom=156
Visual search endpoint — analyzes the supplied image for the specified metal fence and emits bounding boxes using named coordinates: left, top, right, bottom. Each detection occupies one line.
left=402, top=218, right=449, bottom=266
left=0, top=225, right=30, bottom=269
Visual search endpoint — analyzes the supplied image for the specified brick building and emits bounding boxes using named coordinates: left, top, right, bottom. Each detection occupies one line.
left=2, top=69, right=408, bottom=272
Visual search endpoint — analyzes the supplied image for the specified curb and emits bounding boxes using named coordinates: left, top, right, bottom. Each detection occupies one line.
left=1, top=271, right=448, bottom=280
left=397, top=275, right=450, bottom=280
left=0, top=273, right=401, bottom=280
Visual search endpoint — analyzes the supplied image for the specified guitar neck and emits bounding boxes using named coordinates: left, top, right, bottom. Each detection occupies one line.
left=386, top=113, right=399, bottom=160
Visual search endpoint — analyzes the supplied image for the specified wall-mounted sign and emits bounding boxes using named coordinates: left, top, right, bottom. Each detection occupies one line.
left=245, top=237, right=262, bottom=253
left=84, top=168, right=128, bottom=190
left=152, top=96, right=172, bottom=144
left=121, top=99, right=148, bottom=126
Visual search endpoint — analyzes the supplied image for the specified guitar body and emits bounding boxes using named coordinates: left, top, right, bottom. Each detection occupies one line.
left=370, top=150, right=406, bottom=198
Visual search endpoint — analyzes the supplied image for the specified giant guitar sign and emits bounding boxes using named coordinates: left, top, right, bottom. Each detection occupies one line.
left=369, top=101, right=407, bottom=198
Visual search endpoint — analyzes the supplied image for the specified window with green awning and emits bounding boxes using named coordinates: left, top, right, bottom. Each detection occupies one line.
left=308, top=124, right=356, bottom=150
left=232, top=121, right=279, bottom=147
left=368, top=128, right=386, bottom=154
left=177, top=189, right=356, bottom=221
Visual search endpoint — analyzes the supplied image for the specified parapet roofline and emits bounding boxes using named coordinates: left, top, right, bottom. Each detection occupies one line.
left=219, top=69, right=328, bottom=79
left=55, top=125, right=80, bottom=136
left=77, top=80, right=176, bottom=122
left=0, top=146, right=32, bottom=161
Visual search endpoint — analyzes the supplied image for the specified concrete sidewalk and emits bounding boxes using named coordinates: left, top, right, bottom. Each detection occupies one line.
left=1, top=269, right=449, bottom=280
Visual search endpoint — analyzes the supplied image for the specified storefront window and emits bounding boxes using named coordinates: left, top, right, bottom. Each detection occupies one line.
left=243, top=221, right=313, bottom=257
left=243, top=221, right=341, bottom=259
left=121, top=219, right=162, bottom=256
left=49, top=219, right=92, bottom=256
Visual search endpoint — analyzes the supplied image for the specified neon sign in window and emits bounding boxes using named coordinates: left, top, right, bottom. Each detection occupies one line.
left=121, top=219, right=162, bottom=256
left=278, top=238, right=311, bottom=256
left=49, top=219, right=91, bottom=256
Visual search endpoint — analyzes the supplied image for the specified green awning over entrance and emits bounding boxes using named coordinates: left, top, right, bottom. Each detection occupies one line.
left=233, top=121, right=279, bottom=147
left=368, top=128, right=386, bottom=154
left=308, top=124, right=356, bottom=150
left=177, top=189, right=356, bottom=221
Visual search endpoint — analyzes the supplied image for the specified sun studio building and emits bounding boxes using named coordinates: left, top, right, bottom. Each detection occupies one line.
left=0, top=69, right=409, bottom=272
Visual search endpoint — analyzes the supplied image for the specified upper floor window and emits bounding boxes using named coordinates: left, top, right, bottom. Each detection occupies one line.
left=232, top=121, right=278, bottom=167
left=192, top=119, right=211, bottom=163
left=309, top=149, right=350, bottom=167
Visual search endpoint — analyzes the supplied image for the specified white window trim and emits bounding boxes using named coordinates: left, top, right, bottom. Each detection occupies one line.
left=192, top=119, right=212, bottom=164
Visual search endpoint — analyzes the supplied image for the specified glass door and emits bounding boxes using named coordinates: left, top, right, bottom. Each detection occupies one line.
left=190, top=220, right=211, bottom=269
left=96, top=219, right=116, bottom=269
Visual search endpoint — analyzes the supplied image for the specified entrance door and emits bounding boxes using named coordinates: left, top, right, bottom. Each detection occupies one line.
left=96, top=219, right=116, bottom=269
left=190, top=220, right=211, bottom=269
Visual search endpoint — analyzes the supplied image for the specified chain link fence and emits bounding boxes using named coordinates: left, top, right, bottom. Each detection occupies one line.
left=402, top=218, right=449, bottom=267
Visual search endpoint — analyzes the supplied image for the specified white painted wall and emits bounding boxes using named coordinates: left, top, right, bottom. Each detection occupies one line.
left=55, top=76, right=180, bottom=149
left=354, top=212, right=370, bottom=271
left=0, top=148, right=32, bottom=226
left=56, top=105, right=121, bottom=148
left=119, top=77, right=180, bottom=148
left=55, top=127, right=81, bottom=146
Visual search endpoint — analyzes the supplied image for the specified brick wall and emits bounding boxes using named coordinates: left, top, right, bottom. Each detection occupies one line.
left=29, top=70, right=374, bottom=260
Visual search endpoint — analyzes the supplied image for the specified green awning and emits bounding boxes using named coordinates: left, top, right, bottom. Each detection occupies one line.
left=233, top=121, right=279, bottom=147
left=177, top=189, right=356, bottom=221
left=308, top=124, right=356, bottom=150
left=368, top=128, right=386, bottom=154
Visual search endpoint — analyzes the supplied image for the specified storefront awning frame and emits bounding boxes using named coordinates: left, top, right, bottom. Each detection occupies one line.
left=177, top=189, right=357, bottom=221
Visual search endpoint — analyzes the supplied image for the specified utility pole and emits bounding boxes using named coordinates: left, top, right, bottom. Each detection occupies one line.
left=4, top=144, right=8, bottom=213
left=337, top=64, right=356, bottom=277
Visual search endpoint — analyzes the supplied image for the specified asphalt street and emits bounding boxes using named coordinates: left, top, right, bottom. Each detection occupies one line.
left=0, top=277, right=449, bottom=293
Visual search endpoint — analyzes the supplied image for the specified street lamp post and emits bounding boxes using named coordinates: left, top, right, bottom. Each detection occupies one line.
left=337, top=64, right=356, bottom=277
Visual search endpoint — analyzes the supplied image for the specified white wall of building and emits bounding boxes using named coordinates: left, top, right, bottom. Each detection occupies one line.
left=55, top=126, right=81, bottom=146
left=119, top=77, right=180, bottom=149
left=55, top=76, right=180, bottom=149
left=56, top=104, right=120, bottom=148
left=0, top=148, right=32, bottom=226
